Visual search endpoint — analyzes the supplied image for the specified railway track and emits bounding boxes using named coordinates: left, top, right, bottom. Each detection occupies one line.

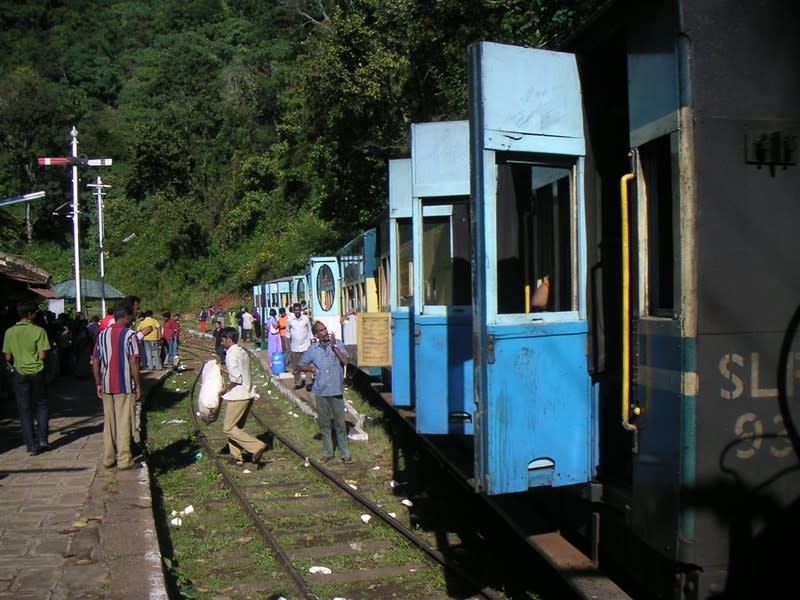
left=149, top=335, right=581, bottom=599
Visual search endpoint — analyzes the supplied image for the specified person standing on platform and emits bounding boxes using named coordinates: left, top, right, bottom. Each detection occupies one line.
left=173, top=315, right=181, bottom=359
left=198, top=307, right=208, bottom=334
left=2, top=301, right=51, bottom=455
left=161, top=312, right=179, bottom=369
left=99, top=306, right=115, bottom=331
left=218, top=327, right=266, bottom=466
left=138, top=310, right=162, bottom=370
left=296, top=322, right=352, bottom=464
left=212, top=320, right=225, bottom=363
left=267, top=309, right=281, bottom=357
left=286, top=302, right=313, bottom=390
left=240, top=307, right=254, bottom=343
left=252, top=309, right=261, bottom=341
left=92, top=303, right=142, bottom=470
left=278, top=307, right=289, bottom=354
left=121, top=296, right=151, bottom=455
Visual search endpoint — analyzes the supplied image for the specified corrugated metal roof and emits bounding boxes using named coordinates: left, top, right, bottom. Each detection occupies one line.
left=28, top=287, right=59, bottom=299
left=0, top=254, right=50, bottom=286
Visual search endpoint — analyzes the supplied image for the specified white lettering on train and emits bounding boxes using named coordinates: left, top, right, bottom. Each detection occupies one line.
left=718, top=352, right=800, bottom=399
left=719, top=352, right=798, bottom=460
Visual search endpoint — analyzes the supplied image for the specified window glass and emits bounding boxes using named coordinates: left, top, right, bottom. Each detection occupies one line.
left=396, top=219, right=413, bottom=307
left=640, top=135, right=675, bottom=316
left=422, top=199, right=471, bottom=307
left=495, top=155, right=575, bottom=315
left=316, top=264, right=335, bottom=312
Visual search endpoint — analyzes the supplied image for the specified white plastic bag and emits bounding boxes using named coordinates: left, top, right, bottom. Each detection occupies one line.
left=197, top=359, right=222, bottom=424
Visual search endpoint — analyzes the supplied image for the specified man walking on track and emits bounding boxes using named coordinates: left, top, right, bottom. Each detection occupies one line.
left=92, top=303, right=142, bottom=470
left=2, top=301, right=51, bottom=455
left=218, top=327, right=266, bottom=467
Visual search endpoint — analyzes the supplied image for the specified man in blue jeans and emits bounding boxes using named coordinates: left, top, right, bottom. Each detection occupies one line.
left=296, top=322, right=352, bottom=464
left=2, top=301, right=51, bottom=455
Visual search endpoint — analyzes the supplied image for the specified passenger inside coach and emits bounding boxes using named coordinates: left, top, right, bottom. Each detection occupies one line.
left=531, top=275, right=550, bottom=311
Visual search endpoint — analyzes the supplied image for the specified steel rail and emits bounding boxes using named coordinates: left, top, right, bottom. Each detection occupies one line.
left=249, top=410, right=505, bottom=600
left=186, top=358, right=319, bottom=600
left=179, top=337, right=503, bottom=599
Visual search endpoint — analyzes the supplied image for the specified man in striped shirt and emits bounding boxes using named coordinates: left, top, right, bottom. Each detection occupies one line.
left=92, top=303, right=142, bottom=470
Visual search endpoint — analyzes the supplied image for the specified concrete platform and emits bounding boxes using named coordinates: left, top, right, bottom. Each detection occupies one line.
left=0, top=369, right=170, bottom=599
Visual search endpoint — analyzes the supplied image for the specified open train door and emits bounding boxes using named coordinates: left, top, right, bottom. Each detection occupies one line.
left=309, top=256, right=342, bottom=340
left=410, top=121, right=473, bottom=435
left=388, top=158, right=415, bottom=408
left=469, top=42, right=595, bottom=494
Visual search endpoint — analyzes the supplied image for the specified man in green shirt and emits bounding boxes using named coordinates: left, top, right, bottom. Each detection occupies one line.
left=2, top=301, right=51, bottom=455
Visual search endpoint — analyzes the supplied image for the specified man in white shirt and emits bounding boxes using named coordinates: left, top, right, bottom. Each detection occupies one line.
left=218, top=328, right=266, bottom=466
left=240, top=308, right=254, bottom=343
left=286, top=302, right=313, bottom=390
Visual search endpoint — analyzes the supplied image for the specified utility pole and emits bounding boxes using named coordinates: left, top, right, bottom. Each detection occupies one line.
left=87, top=177, right=111, bottom=315
left=38, top=127, right=112, bottom=313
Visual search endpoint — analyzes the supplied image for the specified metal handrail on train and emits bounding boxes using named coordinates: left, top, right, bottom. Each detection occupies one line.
left=620, top=172, right=639, bottom=454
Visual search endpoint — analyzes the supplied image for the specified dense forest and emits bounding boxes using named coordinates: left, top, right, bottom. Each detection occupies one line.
left=0, top=0, right=603, bottom=311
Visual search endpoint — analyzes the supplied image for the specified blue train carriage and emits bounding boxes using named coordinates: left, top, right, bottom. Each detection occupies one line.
left=337, top=228, right=389, bottom=381
left=410, top=120, right=473, bottom=435
left=266, top=277, right=292, bottom=312
left=388, top=158, right=414, bottom=407
left=308, top=256, right=341, bottom=340
left=468, top=43, right=592, bottom=493
left=337, top=228, right=376, bottom=356
left=568, top=1, right=800, bottom=597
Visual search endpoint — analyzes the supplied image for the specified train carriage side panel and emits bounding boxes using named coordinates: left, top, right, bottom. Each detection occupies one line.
left=681, top=1, right=800, bottom=593
left=468, top=42, right=593, bottom=494
left=410, top=121, right=473, bottom=435
left=389, top=159, right=414, bottom=407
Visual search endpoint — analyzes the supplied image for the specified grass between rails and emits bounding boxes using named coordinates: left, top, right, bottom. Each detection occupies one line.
left=144, top=365, right=291, bottom=599
left=143, top=345, right=450, bottom=599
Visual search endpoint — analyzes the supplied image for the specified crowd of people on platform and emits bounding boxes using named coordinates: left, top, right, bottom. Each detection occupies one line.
left=0, top=296, right=183, bottom=464
left=2, top=294, right=354, bottom=469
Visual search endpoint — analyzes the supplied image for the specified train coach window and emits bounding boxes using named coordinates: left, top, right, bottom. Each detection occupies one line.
left=422, top=199, right=471, bottom=307
left=639, top=135, right=676, bottom=316
left=316, top=264, right=335, bottom=312
left=396, top=219, right=413, bottom=307
left=495, top=156, right=576, bottom=315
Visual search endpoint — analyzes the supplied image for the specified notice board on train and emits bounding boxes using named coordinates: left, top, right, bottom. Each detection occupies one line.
left=357, top=312, right=391, bottom=367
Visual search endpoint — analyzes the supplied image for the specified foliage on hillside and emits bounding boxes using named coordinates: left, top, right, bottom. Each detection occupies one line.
left=0, top=0, right=603, bottom=312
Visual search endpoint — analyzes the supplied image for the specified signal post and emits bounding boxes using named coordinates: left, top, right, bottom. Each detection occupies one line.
left=38, top=127, right=112, bottom=312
